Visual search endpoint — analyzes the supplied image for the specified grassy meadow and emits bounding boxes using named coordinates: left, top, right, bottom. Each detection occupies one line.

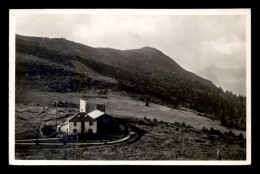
left=14, top=89, right=246, bottom=160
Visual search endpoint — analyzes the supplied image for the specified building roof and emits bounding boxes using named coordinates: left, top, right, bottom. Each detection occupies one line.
left=69, top=112, right=96, bottom=122
left=87, top=109, right=105, bottom=119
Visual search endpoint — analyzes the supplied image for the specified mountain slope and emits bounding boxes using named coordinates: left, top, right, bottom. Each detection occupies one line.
left=15, top=34, right=246, bottom=130
left=197, top=65, right=246, bottom=96
left=16, top=34, right=216, bottom=89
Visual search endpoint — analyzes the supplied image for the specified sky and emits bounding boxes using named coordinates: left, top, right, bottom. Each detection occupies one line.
left=15, top=13, right=247, bottom=73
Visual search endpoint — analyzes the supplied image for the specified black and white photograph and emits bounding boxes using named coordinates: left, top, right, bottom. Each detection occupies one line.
left=9, top=9, right=251, bottom=165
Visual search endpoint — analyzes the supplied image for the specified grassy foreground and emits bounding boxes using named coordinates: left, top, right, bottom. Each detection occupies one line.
left=14, top=90, right=246, bottom=160
left=15, top=117, right=246, bottom=160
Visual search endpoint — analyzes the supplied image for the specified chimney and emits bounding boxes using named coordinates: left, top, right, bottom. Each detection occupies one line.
left=96, top=104, right=105, bottom=112
left=80, top=100, right=89, bottom=113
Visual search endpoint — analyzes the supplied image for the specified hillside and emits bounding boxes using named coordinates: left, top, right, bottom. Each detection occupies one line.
left=197, top=65, right=246, bottom=96
left=16, top=35, right=216, bottom=87
left=15, top=34, right=246, bottom=130
left=16, top=115, right=246, bottom=160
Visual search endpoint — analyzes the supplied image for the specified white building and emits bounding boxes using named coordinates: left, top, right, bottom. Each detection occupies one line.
left=64, top=100, right=115, bottom=135
left=68, top=110, right=104, bottom=134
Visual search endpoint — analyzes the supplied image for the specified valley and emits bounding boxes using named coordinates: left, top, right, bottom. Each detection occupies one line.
left=14, top=34, right=247, bottom=160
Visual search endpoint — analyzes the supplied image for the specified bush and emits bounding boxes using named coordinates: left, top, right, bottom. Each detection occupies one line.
left=138, top=120, right=146, bottom=125
left=221, top=118, right=227, bottom=126
left=209, top=127, right=221, bottom=135
left=41, top=125, right=56, bottom=136
left=238, top=133, right=244, bottom=139
left=227, top=121, right=234, bottom=128
left=173, top=122, right=181, bottom=127
left=209, top=127, right=214, bottom=133
left=227, top=130, right=235, bottom=137
left=234, top=123, right=239, bottom=129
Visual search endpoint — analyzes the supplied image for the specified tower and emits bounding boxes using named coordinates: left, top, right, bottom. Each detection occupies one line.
left=79, top=100, right=89, bottom=113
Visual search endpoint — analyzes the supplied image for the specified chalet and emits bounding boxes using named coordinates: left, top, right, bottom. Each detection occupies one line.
left=68, top=112, right=97, bottom=134
left=65, top=100, right=117, bottom=135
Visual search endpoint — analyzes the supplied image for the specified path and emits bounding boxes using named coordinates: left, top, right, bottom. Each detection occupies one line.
left=15, top=132, right=136, bottom=146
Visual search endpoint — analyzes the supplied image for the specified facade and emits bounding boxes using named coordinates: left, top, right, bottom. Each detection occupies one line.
left=68, top=112, right=98, bottom=134
left=66, top=100, right=114, bottom=135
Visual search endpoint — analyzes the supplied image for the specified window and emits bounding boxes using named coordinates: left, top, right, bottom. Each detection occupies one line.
left=74, top=122, right=77, bottom=126
left=73, top=129, right=77, bottom=133
left=89, top=121, right=94, bottom=126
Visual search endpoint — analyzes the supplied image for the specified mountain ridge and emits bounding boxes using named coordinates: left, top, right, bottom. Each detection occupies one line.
left=15, top=34, right=246, bottom=130
left=16, top=34, right=216, bottom=90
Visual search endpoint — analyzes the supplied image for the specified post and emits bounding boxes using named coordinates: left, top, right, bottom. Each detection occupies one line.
left=181, top=137, right=184, bottom=151
left=66, top=128, right=68, bottom=140
left=75, top=135, right=78, bottom=160
left=217, top=147, right=219, bottom=159
left=36, top=123, right=40, bottom=145
left=56, top=100, right=58, bottom=127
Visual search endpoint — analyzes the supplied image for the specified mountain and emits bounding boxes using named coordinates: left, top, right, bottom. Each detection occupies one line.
left=197, top=65, right=246, bottom=96
left=15, top=34, right=246, bottom=130
left=15, top=35, right=215, bottom=88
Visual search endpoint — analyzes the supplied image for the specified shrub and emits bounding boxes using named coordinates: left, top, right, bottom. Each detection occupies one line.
left=228, top=130, right=235, bottom=137
left=41, top=125, right=56, bottom=136
left=220, top=118, right=227, bottom=126
left=227, top=121, right=234, bottom=128
left=238, top=133, right=244, bottom=139
left=138, top=120, right=145, bottom=125
left=209, top=127, right=221, bottom=135
left=209, top=127, right=214, bottom=132
left=173, top=122, right=180, bottom=126
left=234, top=123, right=239, bottom=129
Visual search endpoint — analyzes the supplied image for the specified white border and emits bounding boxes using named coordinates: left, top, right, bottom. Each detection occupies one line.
left=9, top=9, right=251, bottom=166
left=9, top=8, right=250, bottom=15
left=9, top=9, right=16, bottom=165
left=245, top=9, right=251, bottom=165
